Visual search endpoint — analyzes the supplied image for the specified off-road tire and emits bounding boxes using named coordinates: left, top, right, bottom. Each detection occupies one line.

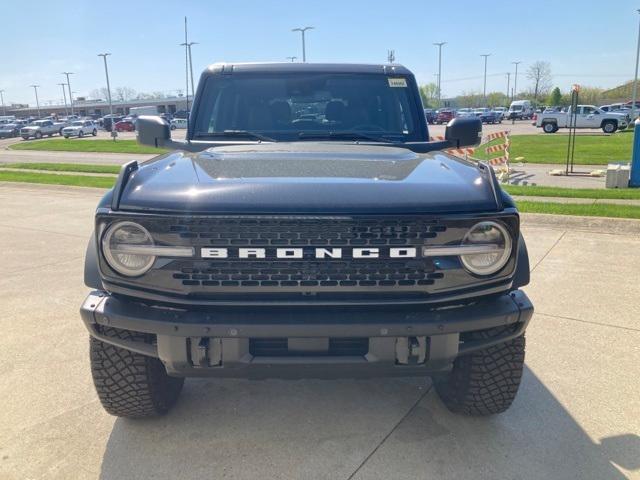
left=435, top=326, right=525, bottom=416
left=90, top=328, right=184, bottom=418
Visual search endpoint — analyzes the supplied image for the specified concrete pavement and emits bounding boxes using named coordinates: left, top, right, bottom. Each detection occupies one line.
left=0, top=183, right=639, bottom=480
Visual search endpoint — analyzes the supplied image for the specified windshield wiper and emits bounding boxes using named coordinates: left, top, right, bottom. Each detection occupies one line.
left=298, top=131, right=401, bottom=143
left=195, top=130, right=277, bottom=142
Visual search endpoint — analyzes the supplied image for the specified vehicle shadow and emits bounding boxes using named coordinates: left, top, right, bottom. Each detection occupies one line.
left=98, top=367, right=639, bottom=480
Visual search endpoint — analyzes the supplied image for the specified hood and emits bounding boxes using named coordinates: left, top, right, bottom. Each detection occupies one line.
left=21, top=126, right=39, bottom=130
left=117, top=142, right=500, bottom=215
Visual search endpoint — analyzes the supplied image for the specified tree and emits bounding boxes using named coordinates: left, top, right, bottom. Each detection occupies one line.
left=90, top=87, right=110, bottom=101
left=526, top=61, right=552, bottom=101
left=548, top=87, right=562, bottom=106
left=486, top=91, right=509, bottom=108
left=455, top=91, right=483, bottom=108
left=114, top=86, right=137, bottom=102
left=419, top=83, right=438, bottom=108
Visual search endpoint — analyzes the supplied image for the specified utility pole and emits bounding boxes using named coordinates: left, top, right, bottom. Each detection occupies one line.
left=62, top=72, right=75, bottom=115
left=433, top=42, right=446, bottom=107
left=98, top=53, right=117, bottom=140
left=387, top=49, right=395, bottom=63
left=30, top=85, right=41, bottom=118
left=480, top=54, right=491, bottom=104
left=632, top=9, right=640, bottom=119
left=511, top=61, right=522, bottom=101
left=180, top=41, right=198, bottom=99
left=0, top=90, right=5, bottom=116
left=292, top=26, right=314, bottom=62
left=506, top=72, right=511, bottom=104
left=57, top=83, right=68, bottom=116
left=181, top=17, right=190, bottom=115
left=286, top=56, right=297, bottom=62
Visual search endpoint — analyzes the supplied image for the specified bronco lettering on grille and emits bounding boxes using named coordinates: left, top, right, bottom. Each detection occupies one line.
left=201, top=247, right=418, bottom=259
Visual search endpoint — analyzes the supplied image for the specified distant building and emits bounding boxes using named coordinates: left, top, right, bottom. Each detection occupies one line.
left=7, top=96, right=191, bottom=118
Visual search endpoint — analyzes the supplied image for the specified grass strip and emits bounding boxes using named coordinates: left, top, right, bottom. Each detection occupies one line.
left=0, top=162, right=120, bottom=174
left=0, top=171, right=116, bottom=189
left=516, top=200, right=640, bottom=219
left=503, top=184, right=640, bottom=200
left=8, top=139, right=167, bottom=155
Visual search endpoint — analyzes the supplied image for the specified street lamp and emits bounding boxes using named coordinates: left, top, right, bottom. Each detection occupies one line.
left=480, top=53, right=491, bottom=104
left=180, top=41, right=198, bottom=98
left=632, top=9, right=640, bottom=120
left=286, top=56, right=297, bottom=62
left=62, top=72, right=75, bottom=115
left=29, top=85, right=41, bottom=118
left=0, top=89, right=5, bottom=116
left=98, top=53, right=117, bottom=140
left=433, top=42, right=446, bottom=107
left=57, top=83, right=68, bottom=116
left=291, top=26, right=314, bottom=62
left=511, top=61, right=522, bottom=101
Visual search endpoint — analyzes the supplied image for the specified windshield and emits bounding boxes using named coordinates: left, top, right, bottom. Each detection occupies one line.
left=71, top=121, right=83, bottom=126
left=511, top=105, right=523, bottom=111
left=192, top=73, right=424, bottom=142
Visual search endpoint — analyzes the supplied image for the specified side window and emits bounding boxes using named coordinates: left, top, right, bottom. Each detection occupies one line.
left=582, top=106, right=595, bottom=115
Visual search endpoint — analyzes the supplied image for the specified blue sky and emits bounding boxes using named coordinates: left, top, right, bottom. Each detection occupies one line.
left=1, top=0, right=639, bottom=106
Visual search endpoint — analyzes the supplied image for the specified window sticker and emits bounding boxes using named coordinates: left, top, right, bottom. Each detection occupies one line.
left=388, top=77, right=407, bottom=88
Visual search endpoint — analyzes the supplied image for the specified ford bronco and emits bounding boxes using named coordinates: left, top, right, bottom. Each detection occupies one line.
left=81, top=63, right=533, bottom=418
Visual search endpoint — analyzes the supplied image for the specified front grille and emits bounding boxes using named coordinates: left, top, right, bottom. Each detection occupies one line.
left=250, top=338, right=369, bottom=356
left=98, top=213, right=519, bottom=300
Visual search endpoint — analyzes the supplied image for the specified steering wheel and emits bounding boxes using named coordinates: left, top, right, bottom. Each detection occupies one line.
left=350, top=124, right=385, bottom=132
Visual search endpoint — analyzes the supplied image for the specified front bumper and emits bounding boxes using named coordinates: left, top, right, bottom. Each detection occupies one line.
left=80, top=290, right=533, bottom=378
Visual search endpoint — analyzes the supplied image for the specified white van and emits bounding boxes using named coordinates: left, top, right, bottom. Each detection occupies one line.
left=507, top=100, right=533, bottom=120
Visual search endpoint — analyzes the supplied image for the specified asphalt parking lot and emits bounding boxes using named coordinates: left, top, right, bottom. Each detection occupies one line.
left=0, top=183, right=638, bottom=480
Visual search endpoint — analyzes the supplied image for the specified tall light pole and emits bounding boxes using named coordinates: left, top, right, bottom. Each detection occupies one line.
left=511, top=61, right=522, bottom=101
left=0, top=90, right=5, bottom=116
left=506, top=72, right=511, bottom=104
left=57, top=83, right=68, bottom=116
left=30, top=85, right=41, bottom=118
left=286, top=56, right=297, bottom=62
left=433, top=42, right=446, bottom=107
left=480, top=54, right=491, bottom=104
left=180, top=41, right=198, bottom=99
left=62, top=72, right=74, bottom=115
left=292, top=26, right=314, bottom=62
left=632, top=9, right=640, bottom=119
left=98, top=53, right=117, bottom=140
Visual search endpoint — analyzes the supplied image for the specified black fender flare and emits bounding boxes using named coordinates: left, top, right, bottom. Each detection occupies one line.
left=84, top=231, right=102, bottom=289
left=512, top=234, right=530, bottom=289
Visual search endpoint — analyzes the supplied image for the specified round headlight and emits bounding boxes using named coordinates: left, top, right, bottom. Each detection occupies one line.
left=102, top=221, right=155, bottom=277
left=459, top=221, right=512, bottom=276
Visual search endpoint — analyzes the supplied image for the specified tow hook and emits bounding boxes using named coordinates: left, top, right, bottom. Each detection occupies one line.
left=395, top=336, right=427, bottom=365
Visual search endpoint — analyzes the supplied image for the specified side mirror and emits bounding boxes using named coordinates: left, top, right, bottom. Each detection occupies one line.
left=136, top=115, right=183, bottom=149
left=445, top=117, right=482, bottom=148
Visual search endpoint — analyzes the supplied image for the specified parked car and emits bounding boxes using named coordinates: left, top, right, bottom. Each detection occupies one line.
left=20, top=119, right=60, bottom=139
left=170, top=118, right=188, bottom=130
left=62, top=120, right=98, bottom=138
left=479, top=110, right=501, bottom=124
left=456, top=108, right=474, bottom=118
left=536, top=104, right=629, bottom=133
left=115, top=119, right=135, bottom=132
left=0, top=122, right=24, bottom=138
left=435, top=108, right=455, bottom=124
left=493, top=107, right=507, bottom=119
left=102, top=115, right=124, bottom=132
left=423, top=108, right=436, bottom=124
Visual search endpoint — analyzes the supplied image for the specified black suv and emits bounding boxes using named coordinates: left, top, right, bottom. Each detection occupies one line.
left=81, top=63, right=533, bottom=418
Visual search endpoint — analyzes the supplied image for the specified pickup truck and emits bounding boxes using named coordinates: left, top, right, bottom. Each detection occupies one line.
left=20, top=119, right=62, bottom=140
left=81, top=62, right=533, bottom=419
left=536, top=105, right=629, bottom=133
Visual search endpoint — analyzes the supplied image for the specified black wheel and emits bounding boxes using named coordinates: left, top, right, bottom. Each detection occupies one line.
left=90, top=327, right=184, bottom=418
left=64, top=135, right=69, bottom=139
left=78, top=130, right=84, bottom=138
left=170, top=124, right=176, bottom=130
left=92, top=129, right=97, bottom=136
left=22, top=136, right=29, bottom=140
left=35, top=131, right=42, bottom=139
left=542, top=122, right=557, bottom=133
left=602, top=121, right=617, bottom=134
left=435, top=326, right=525, bottom=416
